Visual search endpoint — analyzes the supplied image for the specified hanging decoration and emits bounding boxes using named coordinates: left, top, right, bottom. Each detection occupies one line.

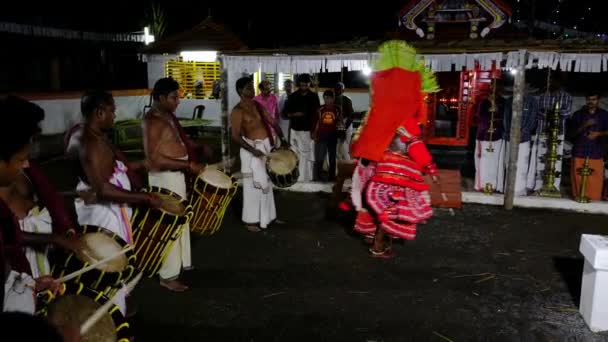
left=398, top=0, right=511, bottom=40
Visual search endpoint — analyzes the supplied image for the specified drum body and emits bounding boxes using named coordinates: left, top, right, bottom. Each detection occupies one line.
left=130, top=186, right=191, bottom=277
left=266, top=148, right=299, bottom=188
left=52, top=225, right=135, bottom=291
left=189, top=168, right=237, bottom=236
left=37, top=282, right=131, bottom=342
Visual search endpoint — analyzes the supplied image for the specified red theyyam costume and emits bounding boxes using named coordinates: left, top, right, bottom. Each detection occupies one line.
left=348, top=40, right=440, bottom=241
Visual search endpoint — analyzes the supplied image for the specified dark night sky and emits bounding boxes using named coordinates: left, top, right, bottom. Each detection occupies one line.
left=1, top=0, right=607, bottom=47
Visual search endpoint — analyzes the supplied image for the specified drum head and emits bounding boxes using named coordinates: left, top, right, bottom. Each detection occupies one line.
left=78, top=233, right=128, bottom=273
left=268, top=149, right=298, bottom=175
left=47, top=294, right=116, bottom=342
left=201, top=168, right=233, bottom=189
left=156, top=193, right=186, bottom=216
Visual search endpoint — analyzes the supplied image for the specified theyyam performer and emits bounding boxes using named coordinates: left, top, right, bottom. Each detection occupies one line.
left=344, top=40, right=440, bottom=259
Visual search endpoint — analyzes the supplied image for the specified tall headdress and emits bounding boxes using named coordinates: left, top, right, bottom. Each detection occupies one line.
left=351, top=40, right=439, bottom=161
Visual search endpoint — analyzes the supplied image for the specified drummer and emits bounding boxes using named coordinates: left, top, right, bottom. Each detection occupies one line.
left=0, top=96, right=63, bottom=313
left=231, top=77, right=288, bottom=232
left=143, top=78, right=206, bottom=292
left=0, top=159, right=83, bottom=279
left=73, top=90, right=162, bottom=313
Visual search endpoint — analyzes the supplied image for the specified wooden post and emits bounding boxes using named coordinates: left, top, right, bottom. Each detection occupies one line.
left=219, top=57, right=231, bottom=174
left=504, top=50, right=527, bottom=210
left=50, top=56, right=61, bottom=91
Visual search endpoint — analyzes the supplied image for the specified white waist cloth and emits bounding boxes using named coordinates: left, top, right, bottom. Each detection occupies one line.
left=148, top=169, right=187, bottom=200
left=147, top=164, right=191, bottom=280
left=74, top=160, right=131, bottom=315
left=3, top=271, right=35, bottom=314
left=241, top=137, right=272, bottom=193
left=337, top=123, right=353, bottom=161
left=501, top=141, right=531, bottom=196
left=75, top=160, right=133, bottom=243
left=290, top=129, right=315, bottom=182
left=19, top=207, right=52, bottom=279
left=240, top=137, right=276, bottom=229
left=475, top=140, right=505, bottom=192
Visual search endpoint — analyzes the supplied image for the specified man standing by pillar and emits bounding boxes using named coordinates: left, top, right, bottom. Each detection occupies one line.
left=278, top=79, right=293, bottom=137
left=285, top=74, right=320, bottom=182
left=474, top=91, right=506, bottom=193
left=335, top=82, right=354, bottom=161
left=501, top=91, right=538, bottom=196
left=527, top=76, right=572, bottom=192
left=568, top=92, right=608, bottom=201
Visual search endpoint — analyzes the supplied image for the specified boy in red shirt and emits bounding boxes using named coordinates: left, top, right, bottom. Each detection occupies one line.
left=313, top=90, right=342, bottom=182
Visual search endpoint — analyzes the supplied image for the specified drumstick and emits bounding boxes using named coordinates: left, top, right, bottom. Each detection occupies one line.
left=55, top=246, right=133, bottom=283
left=80, top=272, right=143, bottom=335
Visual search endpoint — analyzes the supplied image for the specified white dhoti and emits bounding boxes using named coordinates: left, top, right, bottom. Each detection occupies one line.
left=527, top=134, right=565, bottom=191
left=148, top=169, right=192, bottom=281
left=75, top=160, right=132, bottom=314
left=19, top=207, right=52, bottom=279
left=279, top=118, right=290, bottom=140
left=337, top=124, right=353, bottom=162
left=3, top=271, right=35, bottom=314
left=501, top=141, right=531, bottom=196
left=290, top=129, right=314, bottom=182
left=475, top=139, right=505, bottom=192
left=240, top=137, right=276, bottom=229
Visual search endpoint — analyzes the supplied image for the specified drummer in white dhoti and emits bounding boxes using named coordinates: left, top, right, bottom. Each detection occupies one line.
left=143, top=78, right=206, bottom=292
left=0, top=162, right=82, bottom=279
left=72, top=90, right=162, bottom=310
left=0, top=96, right=66, bottom=314
left=231, top=77, right=289, bottom=232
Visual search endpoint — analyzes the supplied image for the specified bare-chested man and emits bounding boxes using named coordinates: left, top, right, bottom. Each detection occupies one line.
left=143, top=77, right=205, bottom=292
left=75, top=90, right=161, bottom=313
left=231, top=77, right=288, bottom=232
left=0, top=161, right=81, bottom=279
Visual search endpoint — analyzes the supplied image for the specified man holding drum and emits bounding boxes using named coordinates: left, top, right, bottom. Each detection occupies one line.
left=231, top=77, right=289, bottom=232
left=144, top=78, right=206, bottom=292
left=0, top=96, right=65, bottom=314
left=74, top=90, right=163, bottom=312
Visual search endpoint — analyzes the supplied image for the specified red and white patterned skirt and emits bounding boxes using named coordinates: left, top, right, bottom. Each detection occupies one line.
left=353, top=181, right=433, bottom=240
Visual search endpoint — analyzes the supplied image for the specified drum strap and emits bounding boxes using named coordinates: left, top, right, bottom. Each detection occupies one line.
left=253, top=101, right=275, bottom=147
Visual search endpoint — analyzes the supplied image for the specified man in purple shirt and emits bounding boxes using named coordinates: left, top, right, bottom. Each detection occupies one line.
left=254, top=80, right=279, bottom=125
left=568, top=93, right=608, bottom=200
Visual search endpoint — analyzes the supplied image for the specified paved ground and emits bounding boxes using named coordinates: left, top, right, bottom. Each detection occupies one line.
left=121, top=190, right=608, bottom=342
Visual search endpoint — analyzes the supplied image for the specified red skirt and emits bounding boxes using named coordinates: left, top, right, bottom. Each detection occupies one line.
left=353, top=181, right=433, bottom=240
